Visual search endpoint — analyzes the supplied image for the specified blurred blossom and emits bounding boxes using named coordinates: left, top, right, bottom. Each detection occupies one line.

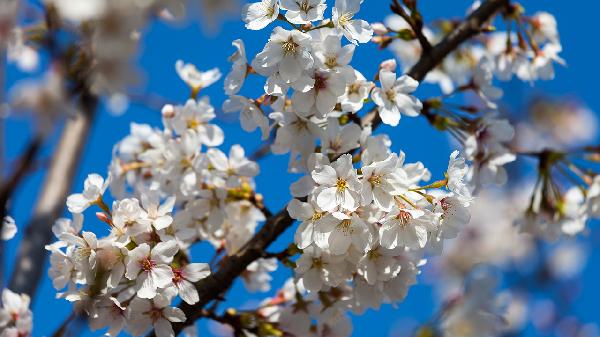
left=532, top=299, right=557, bottom=332
left=438, top=189, right=534, bottom=282
left=514, top=97, right=598, bottom=151
left=0, top=0, right=18, bottom=46
left=548, top=241, right=588, bottom=280
left=578, top=324, right=600, bottom=337
left=9, top=70, right=69, bottom=133
left=497, top=291, right=528, bottom=333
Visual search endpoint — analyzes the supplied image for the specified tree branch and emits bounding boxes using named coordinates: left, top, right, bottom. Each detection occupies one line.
left=150, top=1, right=509, bottom=335
left=8, top=92, right=97, bottom=297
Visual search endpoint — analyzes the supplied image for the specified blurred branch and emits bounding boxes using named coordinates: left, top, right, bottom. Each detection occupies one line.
left=8, top=91, right=97, bottom=297
left=147, top=0, right=509, bottom=336
left=0, top=136, right=43, bottom=285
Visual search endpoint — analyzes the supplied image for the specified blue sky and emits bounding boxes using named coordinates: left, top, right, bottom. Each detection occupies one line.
left=3, top=0, right=600, bottom=336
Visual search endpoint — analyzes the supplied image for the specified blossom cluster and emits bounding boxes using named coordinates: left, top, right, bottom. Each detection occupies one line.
left=46, top=69, right=275, bottom=337
left=0, top=289, right=33, bottom=337
left=380, top=6, right=565, bottom=95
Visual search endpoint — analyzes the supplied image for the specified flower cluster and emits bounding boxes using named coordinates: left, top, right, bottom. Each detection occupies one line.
left=379, top=6, right=564, bottom=96
left=230, top=0, right=428, bottom=174
left=46, top=67, right=273, bottom=337
left=286, top=149, right=472, bottom=315
left=0, top=289, right=33, bottom=337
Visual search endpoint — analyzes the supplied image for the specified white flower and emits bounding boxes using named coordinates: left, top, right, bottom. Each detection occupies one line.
left=206, top=145, right=259, bottom=187
left=269, top=110, right=322, bottom=157
left=380, top=208, right=437, bottom=250
left=332, top=0, right=373, bottom=44
left=46, top=246, right=75, bottom=290
left=164, top=98, right=224, bottom=147
left=89, top=297, right=126, bottom=337
left=125, top=241, right=178, bottom=299
left=371, top=70, right=421, bottom=126
left=531, top=11, right=559, bottom=45
left=223, top=95, right=270, bottom=140
left=175, top=60, right=222, bottom=91
left=313, top=33, right=356, bottom=80
left=139, top=193, right=176, bottom=231
left=292, top=69, right=347, bottom=117
left=46, top=0, right=106, bottom=22
left=357, top=246, right=402, bottom=285
left=361, top=154, right=409, bottom=211
left=530, top=43, right=565, bottom=81
left=287, top=198, right=324, bottom=249
left=320, top=118, right=361, bottom=155
left=438, top=196, right=471, bottom=239
left=473, top=56, right=503, bottom=108
left=242, top=258, right=277, bottom=292
left=585, top=176, right=600, bottom=218
left=171, top=263, right=211, bottom=304
left=242, top=0, right=280, bottom=30
left=224, top=39, right=248, bottom=95
left=446, top=150, right=471, bottom=202
left=0, top=289, right=32, bottom=336
left=281, top=0, right=326, bottom=24
left=127, top=295, right=186, bottom=337
left=252, top=27, right=314, bottom=84
left=1, top=216, right=17, bottom=240
left=312, top=154, right=362, bottom=212
left=111, top=198, right=146, bottom=244
left=294, top=246, right=347, bottom=291
left=66, top=173, right=110, bottom=213
left=314, top=212, right=373, bottom=255
left=559, top=187, right=587, bottom=236
left=340, top=70, right=372, bottom=113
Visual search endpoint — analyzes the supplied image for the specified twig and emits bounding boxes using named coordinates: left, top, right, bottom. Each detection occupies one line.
left=148, top=1, right=509, bottom=335
left=391, top=0, right=432, bottom=52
